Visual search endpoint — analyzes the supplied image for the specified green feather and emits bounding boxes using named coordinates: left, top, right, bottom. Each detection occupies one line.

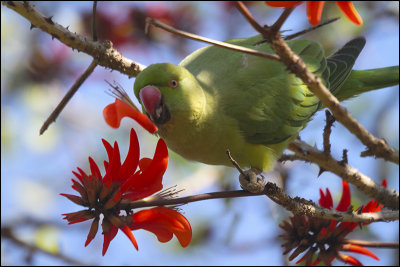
left=134, top=35, right=399, bottom=172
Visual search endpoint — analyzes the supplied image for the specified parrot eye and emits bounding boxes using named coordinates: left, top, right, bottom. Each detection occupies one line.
left=169, top=79, right=179, bottom=88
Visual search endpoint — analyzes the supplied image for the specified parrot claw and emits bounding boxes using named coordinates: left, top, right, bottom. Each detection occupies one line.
left=239, top=167, right=266, bottom=194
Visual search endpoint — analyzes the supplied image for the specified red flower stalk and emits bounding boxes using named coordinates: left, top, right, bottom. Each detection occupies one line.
left=61, top=128, right=191, bottom=255
left=265, top=1, right=363, bottom=26
left=280, top=179, right=386, bottom=266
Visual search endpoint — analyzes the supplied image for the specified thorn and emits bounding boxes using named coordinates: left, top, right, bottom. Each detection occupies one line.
left=103, top=40, right=113, bottom=49
left=325, top=109, right=336, bottom=124
left=339, top=149, right=348, bottom=166
left=357, top=206, right=363, bottom=214
left=346, top=205, right=354, bottom=214
left=317, top=167, right=326, bottom=177
left=45, top=16, right=54, bottom=25
left=66, top=25, right=70, bottom=30
left=30, top=23, right=36, bottom=30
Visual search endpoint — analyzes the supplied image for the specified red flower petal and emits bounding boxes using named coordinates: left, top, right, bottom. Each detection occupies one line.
left=319, top=188, right=333, bottom=209
left=71, top=179, right=87, bottom=198
left=135, top=139, right=168, bottom=188
left=60, top=193, right=87, bottom=206
left=123, top=183, right=163, bottom=202
left=362, top=200, right=381, bottom=213
left=72, top=170, right=84, bottom=183
left=102, top=139, right=113, bottom=163
left=85, top=216, right=99, bottom=247
left=139, top=158, right=152, bottom=171
left=120, top=225, right=139, bottom=251
left=265, top=1, right=302, bottom=8
left=337, top=252, right=362, bottom=266
left=121, top=139, right=168, bottom=197
left=307, top=1, right=325, bottom=26
left=336, top=180, right=351, bottom=212
left=119, top=128, right=140, bottom=181
left=131, top=207, right=192, bottom=248
left=335, top=1, right=363, bottom=25
left=88, top=157, right=101, bottom=180
left=341, top=244, right=379, bottom=260
left=61, top=210, right=93, bottom=224
left=102, top=225, right=118, bottom=256
left=102, top=141, right=121, bottom=186
left=103, top=98, right=158, bottom=133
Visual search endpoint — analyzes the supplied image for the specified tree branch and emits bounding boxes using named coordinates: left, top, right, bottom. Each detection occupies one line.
left=2, top=1, right=146, bottom=77
left=288, top=139, right=399, bottom=210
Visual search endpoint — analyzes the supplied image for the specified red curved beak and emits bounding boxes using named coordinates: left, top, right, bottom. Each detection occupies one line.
left=139, top=86, right=162, bottom=116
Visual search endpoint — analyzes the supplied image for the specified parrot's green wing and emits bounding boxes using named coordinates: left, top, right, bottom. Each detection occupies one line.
left=325, top=37, right=366, bottom=96
left=181, top=36, right=366, bottom=146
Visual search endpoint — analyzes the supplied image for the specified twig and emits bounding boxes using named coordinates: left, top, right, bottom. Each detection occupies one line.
left=323, top=110, right=336, bottom=155
left=284, top=17, right=340, bottom=40
left=235, top=1, right=265, bottom=33
left=120, top=187, right=399, bottom=223
left=2, top=226, right=89, bottom=266
left=288, top=139, right=399, bottom=210
left=92, top=1, right=98, bottom=41
left=235, top=1, right=399, bottom=164
left=3, top=1, right=146, bottom=77
left=40, top=60, right=97, bottom=135
left=270, top=7, right=294, bottom=33
left=226, top=149, right=246, bottom=176
left=145, top=17, right=281, bottom=62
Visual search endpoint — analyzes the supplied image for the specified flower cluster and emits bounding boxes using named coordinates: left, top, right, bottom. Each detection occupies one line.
left=280, top=180, right=386, bottom=266
left=61, top=128, right=191, bottom=255
left=265, top=1, right=363, bottom=26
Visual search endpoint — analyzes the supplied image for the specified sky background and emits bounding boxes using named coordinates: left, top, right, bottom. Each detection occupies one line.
left=2, top=2, right=399, bottom=266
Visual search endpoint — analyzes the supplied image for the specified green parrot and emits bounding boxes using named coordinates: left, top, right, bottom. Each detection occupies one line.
left=133, top=35, right=398, bottom=191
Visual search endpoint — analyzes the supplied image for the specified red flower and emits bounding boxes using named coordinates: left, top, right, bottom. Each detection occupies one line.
left=103, top=98, right=158, bottom=133
left=265, top=1, right=363, bottom=26
left=61, top=128, right=191, bottom=255
left=280, top=179, right=386, bottom=266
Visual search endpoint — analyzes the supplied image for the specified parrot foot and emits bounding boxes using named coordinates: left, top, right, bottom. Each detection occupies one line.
left=239, top=167, right=266, bottom=194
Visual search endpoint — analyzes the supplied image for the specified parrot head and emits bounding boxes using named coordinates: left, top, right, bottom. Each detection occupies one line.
left=134, top=63, right=206, bottom=130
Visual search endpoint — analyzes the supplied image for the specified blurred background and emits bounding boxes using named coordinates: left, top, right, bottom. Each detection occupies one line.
left=1, top=1, right=398, bottom=265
